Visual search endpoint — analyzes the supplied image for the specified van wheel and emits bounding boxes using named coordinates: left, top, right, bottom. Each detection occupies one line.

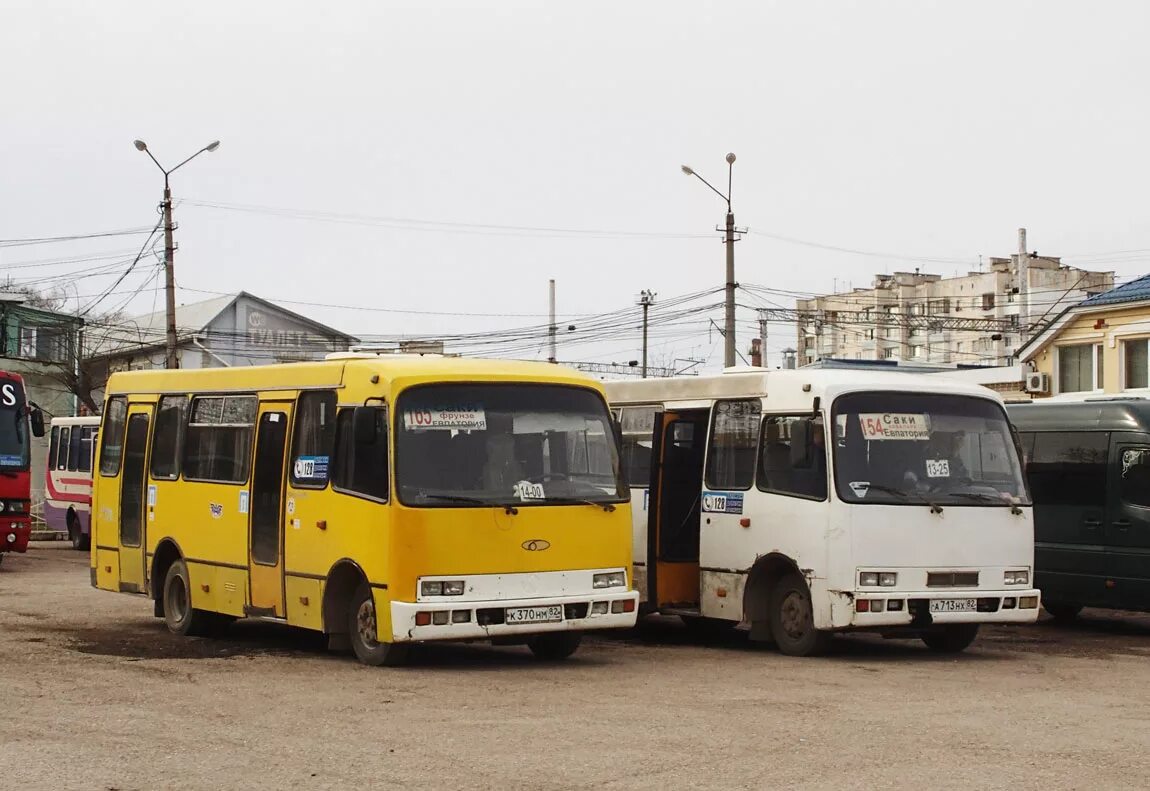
left=348, top=583, right=410, bottom=666
left=527, top=632, right=582, bottom=660
left=163, top=559, right=214, bottom=637
left=921, top=624, right=979, bottom=653
left=1043, top=603, right=1082, bottom=621
left=769, top=574, right=832, bottom=657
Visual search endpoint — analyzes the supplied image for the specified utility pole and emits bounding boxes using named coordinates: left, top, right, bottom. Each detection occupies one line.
left=759, top=309, right=768, bottom=369
left=682, top=153, right=741, bottom=369
left=638, top=290, right=656, bottom=378
left=547, top=279, right=557, bottom=363
left=1017, top=227, right=1029, bottom=343
left=133, top=138, right=220, bottom=369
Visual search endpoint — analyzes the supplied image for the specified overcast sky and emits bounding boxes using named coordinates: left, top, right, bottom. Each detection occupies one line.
left=3, top=1, right=1149, bottom=371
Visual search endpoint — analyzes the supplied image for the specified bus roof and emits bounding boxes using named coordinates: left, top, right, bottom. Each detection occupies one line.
left=1007, top=398, right=1150, bottom=432
left=49, top=416, right=101, bottom=427
left=604, top=368, right=1003, bottom=408
left=103, top=357, right=602, bottom=396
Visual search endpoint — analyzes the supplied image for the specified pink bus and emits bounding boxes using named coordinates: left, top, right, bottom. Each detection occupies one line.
left=44, top=416, right=99, bottom=550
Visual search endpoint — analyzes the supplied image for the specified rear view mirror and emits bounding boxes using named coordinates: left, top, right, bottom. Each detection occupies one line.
left=29, top=406, right=45, bottom=438
left=790, top=418, right=813, bottom=469
left=353, top=407, right=379, bottom=444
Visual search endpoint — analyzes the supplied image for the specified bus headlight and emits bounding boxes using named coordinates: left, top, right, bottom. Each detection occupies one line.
left=421, top=580, right=465, bottom=596
left=859, top=571, right=897, bottom=587
left=593, top=571, right=626, bottom=589
left=879, top=573, right=897, bottom=587
left=1004, top=570, right=1029, bottom=586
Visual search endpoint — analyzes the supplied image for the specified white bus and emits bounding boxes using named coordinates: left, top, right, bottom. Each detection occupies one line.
left=606, top=368, right=1040, bottom=655
left=44, top=416, right=100, bottom=550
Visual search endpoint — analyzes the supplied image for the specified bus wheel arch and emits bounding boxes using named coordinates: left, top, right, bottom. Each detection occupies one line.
left=743, top=552, right=802, bottom=641
left=322, top=560, right=368, bottom=647
left=151, top=539, right=184, bottom=618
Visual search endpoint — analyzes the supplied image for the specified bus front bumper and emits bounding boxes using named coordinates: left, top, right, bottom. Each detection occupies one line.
left=390, top=589, right=639, bottom=642
left=845, top=588, right=1042, bottom=627
left=0, top=519, right=30, bottom=554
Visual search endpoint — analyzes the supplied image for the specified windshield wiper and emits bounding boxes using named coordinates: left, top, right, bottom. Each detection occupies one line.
left=861, top=483, right=943, bottom=514
left=532, top=496, right=617, bottom=512
left=418, top=493, right=489, bottom=505
left=944, top=490, right=1025, bottom=514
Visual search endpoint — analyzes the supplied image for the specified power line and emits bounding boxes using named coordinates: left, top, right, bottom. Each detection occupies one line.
left=0, top=226, right=157, bottom=249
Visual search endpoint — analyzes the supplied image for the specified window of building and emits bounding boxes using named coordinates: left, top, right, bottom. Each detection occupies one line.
left=757, top=415, right=827, bottom=500
left=883, top=348, right=895, bottom=359
left=1058, top=343, right=1103, bottom=393
left=1027, top=432, right=1109, bottom=506
left=864, top=329, right=875, bottom=340
left=17, top=324, right=70, bottom=362
left=99, top=398, right=128, bottom=476
left=704, top=399, right=761, bottom=490
left=1005, top=335, right=1014, bottom=349
left=290, top=391, right=338, bottom=487
left=911, top=345, right=923, bottom=358
left=332, top=406, right=390, bottom=501
left=982, top=293, right=995, bottom=311
left=183, top=395, right=257, bottom=483
left=1123, top=339, right=1149, bottom=390
left=150, top=396, right=188, bottom=480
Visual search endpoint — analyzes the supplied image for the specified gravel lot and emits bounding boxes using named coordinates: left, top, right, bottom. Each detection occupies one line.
left=3, top=543, right=1150, bottom=791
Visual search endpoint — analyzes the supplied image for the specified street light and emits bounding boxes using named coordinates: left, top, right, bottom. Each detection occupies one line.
left=134, top=138, right=220, bottom=369
left=682, top=153, right=738, bottom=368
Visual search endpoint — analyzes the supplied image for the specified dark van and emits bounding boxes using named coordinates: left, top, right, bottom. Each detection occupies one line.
left=1008, top=399, right=1150, bottom=619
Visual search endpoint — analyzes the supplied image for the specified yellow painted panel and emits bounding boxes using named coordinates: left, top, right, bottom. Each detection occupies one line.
left=656, top=561, right=700, bottom=607
left=96, top=549, right=119, bottom=592
left=285, top=576, right=324, bottom=631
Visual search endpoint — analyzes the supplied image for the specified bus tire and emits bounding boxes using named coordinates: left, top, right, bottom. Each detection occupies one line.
left=1044, top=603, right=1082, bottom=622
left=769, top=574, right=832, bottom=657
left=162, top=559, right=214, bottom=637
left=67, top=511, right=89, bottom=551
left=527, top=632, right=582, bottom=660
left=349, top=583, right=409, bottom=667
left=921, top=624, right=979, bottom=653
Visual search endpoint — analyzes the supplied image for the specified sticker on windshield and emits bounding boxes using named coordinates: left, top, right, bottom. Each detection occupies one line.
left=702, top=491, right=744, bottom=514
left=294, top=455, right=329, bottom=480
left=925, top=459, right=951, bottom=478
left=403, top=406, right=487, bottom=431
left=514, top=481, right=545, bottom=500
left=858, top=413, right=930, bottom=441
left=0, top=454, right=22, bottom=467
left=849, top=481, right=870, bottom=498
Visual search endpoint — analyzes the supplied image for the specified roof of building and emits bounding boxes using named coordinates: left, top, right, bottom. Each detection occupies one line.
left=1078, top=273, right=1150, bottom=307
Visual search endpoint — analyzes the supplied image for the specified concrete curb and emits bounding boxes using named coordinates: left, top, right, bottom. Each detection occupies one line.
left=31, top=530, right=65, bottom=542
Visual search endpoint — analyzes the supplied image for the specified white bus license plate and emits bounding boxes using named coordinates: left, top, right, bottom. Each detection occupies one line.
left=930, top=599, right=976, bottom=613
left=506, top=605, right=563, bottom=624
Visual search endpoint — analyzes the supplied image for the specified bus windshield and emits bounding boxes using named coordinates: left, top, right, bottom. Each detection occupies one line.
left=832, top=391, right=1028, bottom=506
left=0, top=378, right=29, bottom=470
left=396, top=384, right=626, bottom=507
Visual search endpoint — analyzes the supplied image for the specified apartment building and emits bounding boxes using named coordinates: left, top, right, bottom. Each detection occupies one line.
left=795, top=244, right=1112, bottom=368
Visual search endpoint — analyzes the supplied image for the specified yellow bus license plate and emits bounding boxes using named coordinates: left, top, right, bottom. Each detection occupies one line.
left=929, top=599, right=976, bottom=613
left=505, top=605, right=563, bottom=624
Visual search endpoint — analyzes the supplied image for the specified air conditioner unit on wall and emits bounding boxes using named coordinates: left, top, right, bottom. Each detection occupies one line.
left=1024, top=372, right=1050, bottom=394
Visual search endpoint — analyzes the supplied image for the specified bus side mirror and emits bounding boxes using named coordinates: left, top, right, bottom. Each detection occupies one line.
left=29, top=406, right=45, bottom=438
left=353, top=407, right=378, bottom=444
left=790, top=419, right=813, bottom=468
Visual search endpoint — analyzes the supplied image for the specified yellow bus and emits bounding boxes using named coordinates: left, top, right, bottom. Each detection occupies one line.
left=90, top=355, right=638, bottom=665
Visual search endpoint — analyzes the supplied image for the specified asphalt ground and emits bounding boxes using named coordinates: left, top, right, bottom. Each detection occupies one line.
left=3, top=543, right=1150, bottom=790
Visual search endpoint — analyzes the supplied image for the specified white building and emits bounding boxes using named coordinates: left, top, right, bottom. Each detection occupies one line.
left=795, top=248, right=1112, bottom=368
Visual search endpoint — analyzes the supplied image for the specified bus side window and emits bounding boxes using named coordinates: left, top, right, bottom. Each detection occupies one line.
left=618, top=406, right=657, bottom=488
left=67, top=425, right=82, bottom=471
left=99, top=397, right=128, bottom=476
left=332, top=406, right=389, bottom=501
left=1121, top=448, right=1150, bottom=508
left=758, top=415, right=827, bottom=501
left=58, top=427, right=71, bottom=471
left=290, top=390, right=337, bottom=488
left=183, top=395, right=257, bottom=484
left=705, top=399, right=761, bottom=491
left=151, top=396, right=188, bottom=480
left=48, top=426, right=59, bottom=472
left=1028, top=431, right=1108, bottom=505
left=78, top=427, right=94, bottom=474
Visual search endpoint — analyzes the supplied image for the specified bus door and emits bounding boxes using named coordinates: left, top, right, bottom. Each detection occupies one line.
left=118, top=406, right=153, bottom=593
left=647, top=409, right=709, bottom=608
left=1108, top=437, right=1150, bottom=610
left=248, top=403, right=292, bottom=617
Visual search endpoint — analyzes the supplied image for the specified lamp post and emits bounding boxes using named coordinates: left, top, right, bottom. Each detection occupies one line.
left=133, top=139, right=220, bottom=369
left=682, top=153, right=738, bottom=368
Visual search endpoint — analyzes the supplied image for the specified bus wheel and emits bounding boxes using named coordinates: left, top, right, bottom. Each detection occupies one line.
left=769, top=574, right=831, bottom=657
left=348, top=583, right=410, bottom=667
left=527, top=632, right=582, bottom=660
left=921, top=624, right=979, bottom=653
left=1044, top=603, right=1082, bottom=622
left=163, top=559, right=214, bottom=637
left=67, top=512, right=88, bottom=551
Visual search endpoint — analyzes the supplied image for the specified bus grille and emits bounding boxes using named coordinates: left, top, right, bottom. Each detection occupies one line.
left=926, top=571, right=979, bottom=588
